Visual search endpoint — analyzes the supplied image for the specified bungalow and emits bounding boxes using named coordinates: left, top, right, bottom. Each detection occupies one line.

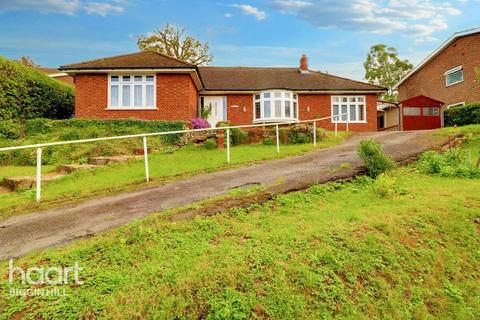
left=59, top=52, right=385, bottom=131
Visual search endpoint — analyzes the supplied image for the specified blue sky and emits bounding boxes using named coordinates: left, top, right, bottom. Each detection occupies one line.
left=0, top=0, right=479, bottom=80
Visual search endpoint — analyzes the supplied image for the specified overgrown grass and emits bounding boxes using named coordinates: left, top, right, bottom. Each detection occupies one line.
left=0, top=139, right=479, bottom=319
left=0, top=132, right=346, bottom=219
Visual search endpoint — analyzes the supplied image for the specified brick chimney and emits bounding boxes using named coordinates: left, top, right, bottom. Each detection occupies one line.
left=299, top=54, right=309, bottom=73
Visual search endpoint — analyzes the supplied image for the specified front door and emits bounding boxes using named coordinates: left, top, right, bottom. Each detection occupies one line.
left=203, top=96, right=226, bottom=127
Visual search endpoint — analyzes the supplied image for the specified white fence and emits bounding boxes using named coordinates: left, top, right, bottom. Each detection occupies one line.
left=0, top=115, right=348, bottom=202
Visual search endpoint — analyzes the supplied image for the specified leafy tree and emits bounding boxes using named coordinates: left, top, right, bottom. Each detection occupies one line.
left=137, top=24, right=213, bottom=65
left=17, top=56, right=38, bottom=67
left=364, top=44, right=413, bottom=102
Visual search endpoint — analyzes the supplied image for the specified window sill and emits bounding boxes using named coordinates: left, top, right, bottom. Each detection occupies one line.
left=331, top=121, right=367, bottom=124
left=446, top=80, right=464, bottom=87
left=253, top=118, right=298, bottom=124
left=106, top=107, right=158, bottom=111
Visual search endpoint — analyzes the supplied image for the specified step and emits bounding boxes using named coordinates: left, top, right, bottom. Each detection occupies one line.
left=88, top=155, right=141, bottom=166
left=2, top=173, right=65, bottom=192
left=56, top=164, right=102, bottom=174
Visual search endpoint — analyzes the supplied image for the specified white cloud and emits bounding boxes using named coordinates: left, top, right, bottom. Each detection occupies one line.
left=0, top=0, right=127, bottom=16
left=232, top=4, right=267, bottom=20
left=269, top=0, right=462, bottom=41
left=84, top=2, right=124, bottom=16
left=224, top=12, right=233, bottom=18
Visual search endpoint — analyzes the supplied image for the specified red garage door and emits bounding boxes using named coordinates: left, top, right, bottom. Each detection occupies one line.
left=401, top=95, right=443, bottom=131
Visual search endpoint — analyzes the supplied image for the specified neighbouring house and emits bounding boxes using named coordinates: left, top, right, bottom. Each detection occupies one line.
left=376, top=100, right=400, bottom=131
left=396, top=27, right=480, bottom=110
left=59, top=52, right=385, bottom=131
left=37, top=67, right=75, bottom=86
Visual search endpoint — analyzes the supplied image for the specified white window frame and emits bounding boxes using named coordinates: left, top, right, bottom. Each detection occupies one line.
left=107, top=74, right=157, bottom=110
left=253, top=90, right=299, bottom=123
left=447, top=101, right=465, bottom=109
left=331, top=96, right=367, bottom=123
left=445, top=66, right=464, bottom=87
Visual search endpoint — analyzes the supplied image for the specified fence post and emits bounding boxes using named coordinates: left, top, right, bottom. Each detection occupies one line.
left=143, top=136, right=149, bottom=182
left=313, top=121, right=317, bottom=147
left=226, top=128, right=231, bottom=163
left=335, top=116, right=338, bottom=137
left=346, top=116, right=349, bottom=132
left=275, top=124, right=280, bottom=154
left=36, top=147, right=42, bottom=203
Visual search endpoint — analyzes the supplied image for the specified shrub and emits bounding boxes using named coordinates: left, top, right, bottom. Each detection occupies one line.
left=230, top=128, right=249, bottom=146
left=262, top=138, right=274, bottom=146
left=357, top=139, right=396, bottom=178
left=371, top=173, right=398, bottom=198
left=190, top=118, right=211, bottom=129
left=204, top=138, right=217, bottom=150
left=0, top=120, right=21, bottom=139
left=25, top=118, right=56, bottom=135
left=0, top=56, right=74, bottom=120
left=416, top=148, right=479, bottom=178
left=444, top=102, right=480, bottom=126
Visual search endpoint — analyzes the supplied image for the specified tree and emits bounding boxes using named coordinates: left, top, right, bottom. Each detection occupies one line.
left=17, top=56, right=38, bottom=67
left=364, top=44, right=413, bottom=102
left=137, top=24, right=213, bottom=65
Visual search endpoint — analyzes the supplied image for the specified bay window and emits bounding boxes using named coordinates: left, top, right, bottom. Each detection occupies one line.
left=331, top=96, right=366, bottom=123
left=254, top=91, right=298, bottom=122
left=108, top=75, right=156, bottom=109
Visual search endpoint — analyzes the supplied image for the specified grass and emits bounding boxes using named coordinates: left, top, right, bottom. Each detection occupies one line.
left=0, top=132, right=347, bottom=219
left=0, top=166, right=55, bottom=181
left=0, top=138, right=479, bottom=319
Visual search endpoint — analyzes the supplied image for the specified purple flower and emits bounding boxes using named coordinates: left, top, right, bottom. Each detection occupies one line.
left=190, top=118, right=211, bottom=129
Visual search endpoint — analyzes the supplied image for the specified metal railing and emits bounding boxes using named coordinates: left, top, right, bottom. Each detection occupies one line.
left=0, top=114, right=349, bottom=202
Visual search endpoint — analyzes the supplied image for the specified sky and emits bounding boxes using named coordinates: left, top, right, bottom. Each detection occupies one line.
left=0, top=0, right=479, bottom=81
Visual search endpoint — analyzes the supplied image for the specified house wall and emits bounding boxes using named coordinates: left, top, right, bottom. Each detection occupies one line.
left=74, top=73, right=198, bottom=120
left=219, top=93, right=378, bottom=132
left=298, top=94, right=378, bottom=132
left=398, top=33, right=480, bottom=106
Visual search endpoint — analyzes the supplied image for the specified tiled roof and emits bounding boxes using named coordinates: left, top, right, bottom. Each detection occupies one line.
left=59, top=51, right=194, bottom=70
left=198, top=67, right=384, bottom=92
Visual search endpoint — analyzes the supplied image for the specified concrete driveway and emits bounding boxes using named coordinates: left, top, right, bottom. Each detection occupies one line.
left=0, top=130, right=451, bottom=259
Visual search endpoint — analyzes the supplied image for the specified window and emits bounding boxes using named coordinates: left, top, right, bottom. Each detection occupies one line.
left=445, top=66, right=463, bottom=87
left=403, top=107, right=421, bottom=116
left=253, top=91, right=298, bottom=122
left=331, top=96, right=366, bottom=123
left=423, top=107, right=439, bottom=116
left=109, top=75, right=156, bottom=109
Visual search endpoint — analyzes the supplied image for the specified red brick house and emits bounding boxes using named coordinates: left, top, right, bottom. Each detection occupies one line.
left=396, top=27, right=480, bottom=109
left=60, top=51, right=385, bottom=131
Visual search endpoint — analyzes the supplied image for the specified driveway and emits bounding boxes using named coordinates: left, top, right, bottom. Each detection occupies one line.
left=0, top=130, right=451, bottom=259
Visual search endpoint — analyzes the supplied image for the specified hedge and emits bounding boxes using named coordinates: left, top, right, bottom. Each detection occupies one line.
left=444, top=102, right=480, bottom=126
left=0, top=119, right=186, bottom=165
left=0, top=56, right=74, bottom=120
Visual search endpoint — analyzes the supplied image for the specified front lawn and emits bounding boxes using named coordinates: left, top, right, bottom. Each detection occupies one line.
left=0, top=132, right=346, bottom=219
left=1, top=140, right=479, bottom=319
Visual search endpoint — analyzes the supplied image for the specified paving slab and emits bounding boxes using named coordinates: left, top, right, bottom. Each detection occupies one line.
left=0, top=130, right=452, bottom=259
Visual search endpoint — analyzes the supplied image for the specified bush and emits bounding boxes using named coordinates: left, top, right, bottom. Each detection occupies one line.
left=204, top=138, right=217, bottom=150
left=371, top=173, right=398, bottom=198
left=444, top=102, right=480, bottom=126
left=25, top=118, right=56, bottom=135
left=357, top=139, right=396, bottom=178
left=230, top=128, right=249, bottom=146
left=262, top=138, right=274, bottom=145
left=416, top=148, right=479, bottom=178
left=0, top=120, right=21, bottom=139
left=0, top=56, right=74, bottom=120
left=190, top=118, right=211, bottom=129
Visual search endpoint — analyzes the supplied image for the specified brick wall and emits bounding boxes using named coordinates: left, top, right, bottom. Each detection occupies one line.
left=398, top=33, right=480, bottom=106
left=74, top=73, right=198, bottom=120
left=221, top=93, right=377, bottom=131
left=298, top=94, right=377, bottom=132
